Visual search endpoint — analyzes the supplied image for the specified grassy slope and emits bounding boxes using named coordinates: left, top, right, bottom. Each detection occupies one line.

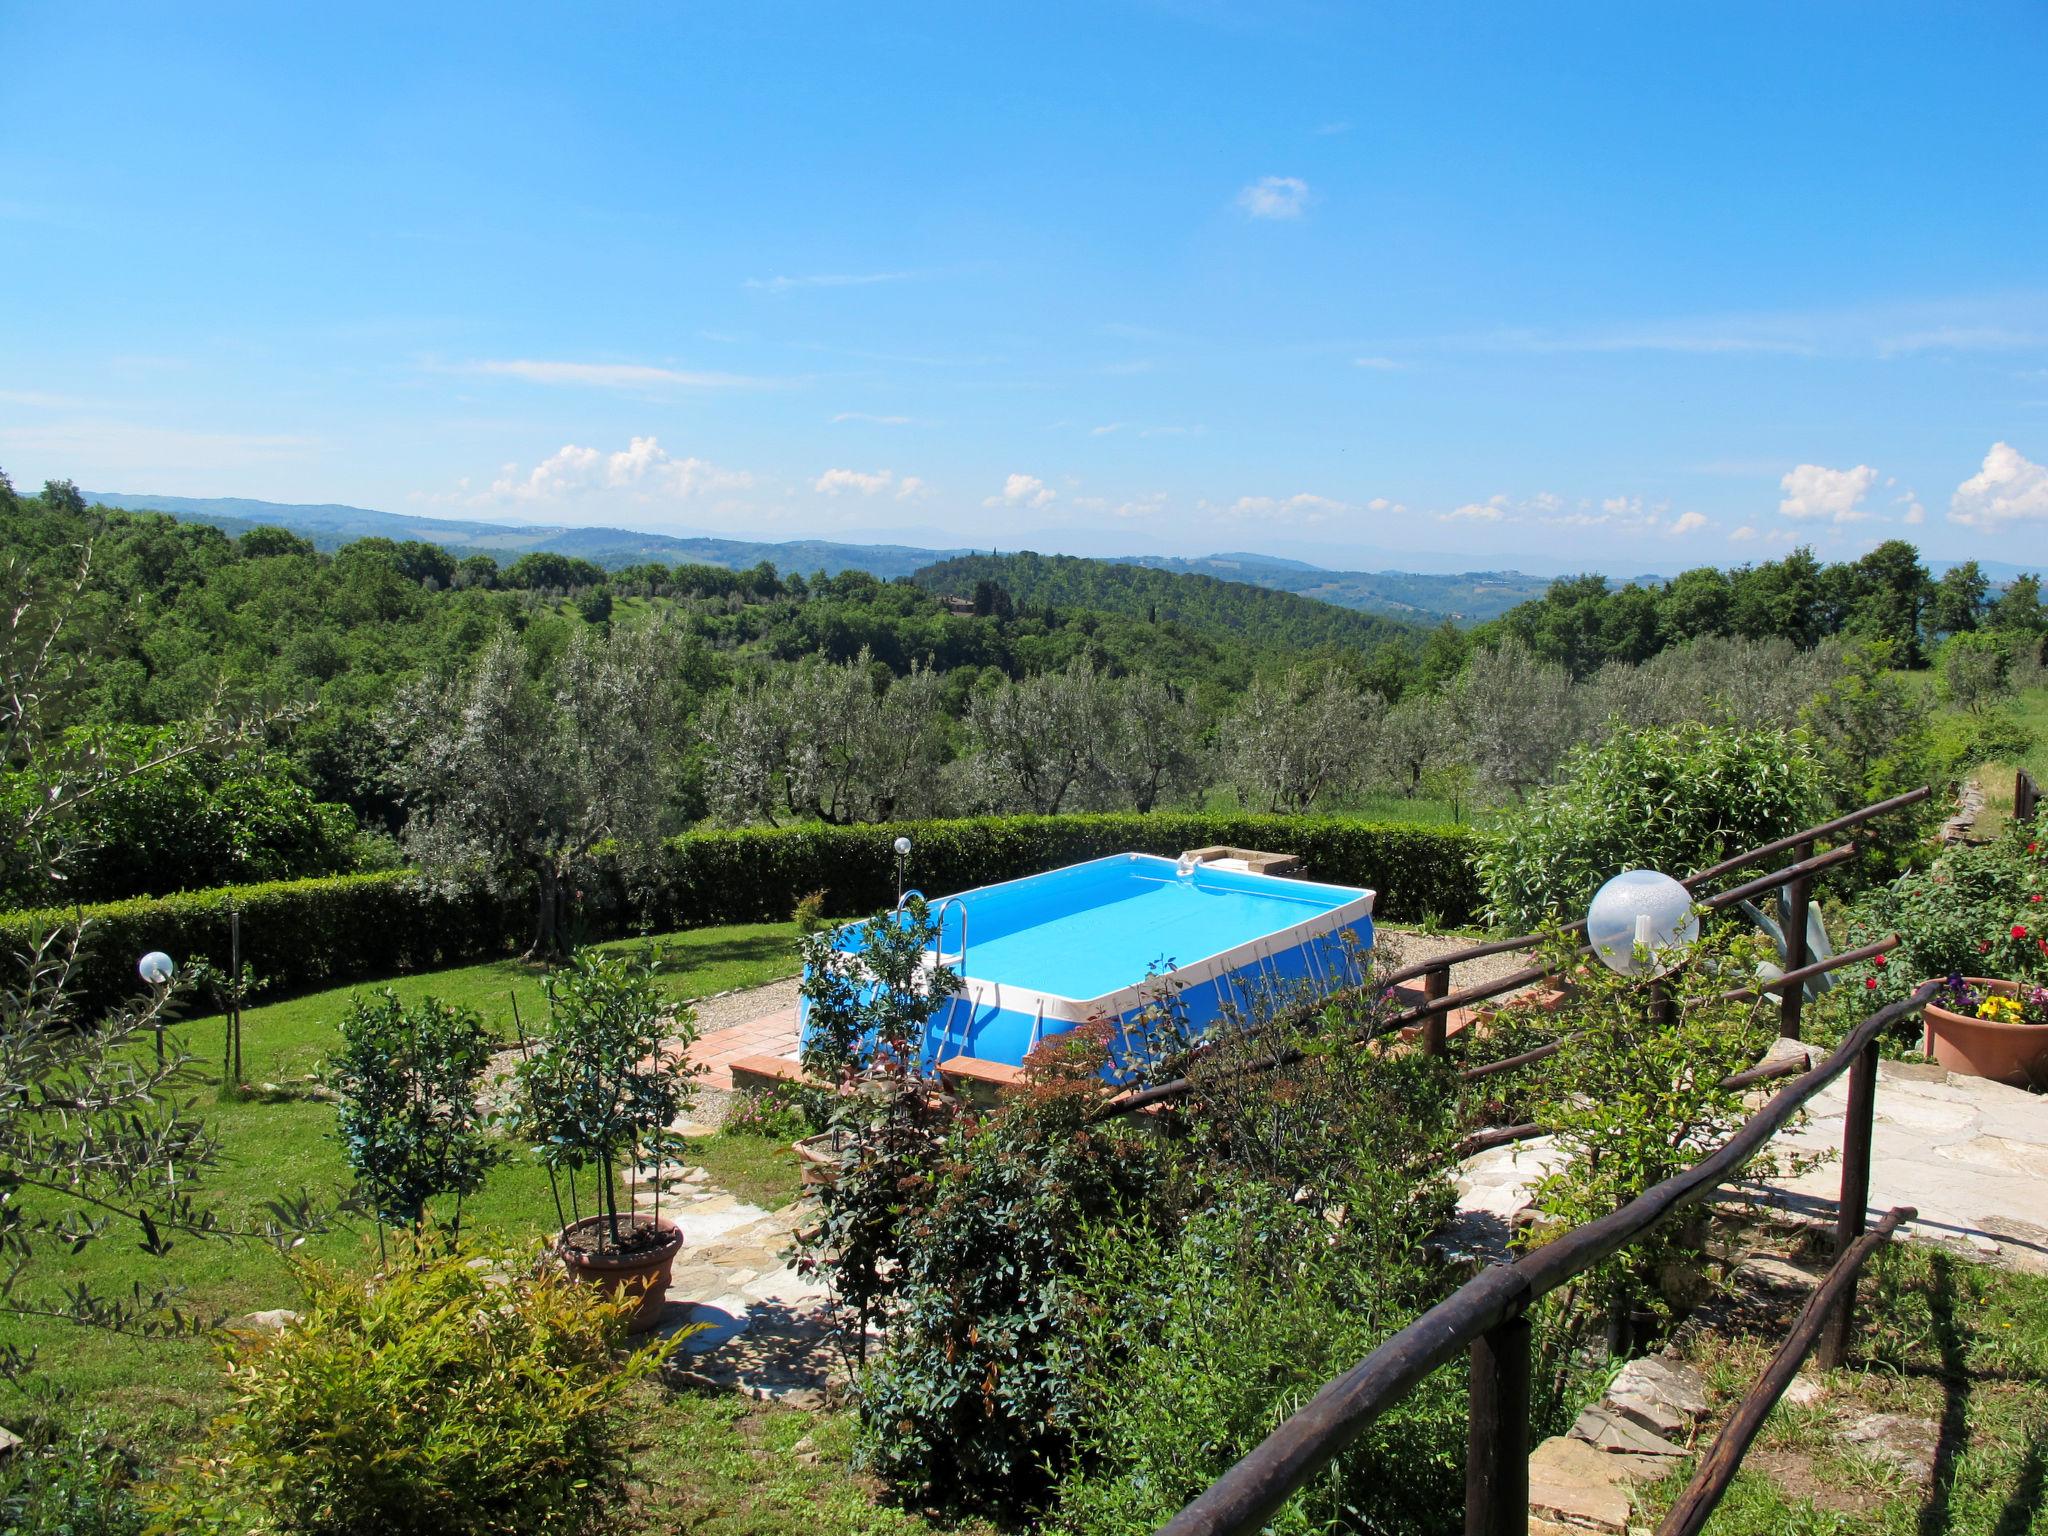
left=1640, top=1244, right=2048, bottom=1535
left=0, top=922, right=801, bottom=1451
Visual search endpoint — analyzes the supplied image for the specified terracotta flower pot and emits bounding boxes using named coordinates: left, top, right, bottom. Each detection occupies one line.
left=793, top=1131, right=841, bottom=1188
left=1922, top=977, right=2048, bottom=1089
left=557, top=1214, right=684, bottom=1332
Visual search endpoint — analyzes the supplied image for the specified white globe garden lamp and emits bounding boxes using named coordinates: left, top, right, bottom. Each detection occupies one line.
left=138, top=950, right=175, bottom=985
left=1585, top=870, right=1697, bottom=977
left=893, top=835, right=913, bottom=904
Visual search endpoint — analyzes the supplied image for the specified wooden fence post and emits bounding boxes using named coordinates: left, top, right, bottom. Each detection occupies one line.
left=2017, top=769, right=2039, bottom=825
left=1817, top=1036, right=1879, bottom=1367
left=1424, top=964, right=1450, bottom=1056
left=1779, top=840, right=1813, bottom=1041
left=1464, top=1315, right=1531, bottom=1536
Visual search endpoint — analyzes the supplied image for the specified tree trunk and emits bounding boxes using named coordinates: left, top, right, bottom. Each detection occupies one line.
left=530, top=865, right=569, bottom=960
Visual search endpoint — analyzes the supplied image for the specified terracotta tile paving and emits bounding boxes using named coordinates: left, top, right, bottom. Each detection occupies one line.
left=687, top=1007, right=800, bottom=1090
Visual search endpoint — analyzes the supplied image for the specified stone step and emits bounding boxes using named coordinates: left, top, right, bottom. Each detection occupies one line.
left=1527, top=1436, right=1635, bottom=1534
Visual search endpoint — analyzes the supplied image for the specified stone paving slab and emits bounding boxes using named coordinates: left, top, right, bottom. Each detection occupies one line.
left=1448, top=1043, right=2048, bottom=1275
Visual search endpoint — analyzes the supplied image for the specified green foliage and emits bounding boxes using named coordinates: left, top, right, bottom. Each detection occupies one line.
left=797, top=898, right=960, bottom=1082
left=1054, top=1184, right=1465, bottom=1536
left=1838, top=825, right=2048, bottom=1024
left=512, top=950, right=697, bottom=1249
left=1477, top=722, right=1832, bottom=929
left=330, top=990, right=498, bottom=1232
left=853, top=1056, right=1178, bottom=1511
left=0, top=726, right=361, bottom=907
left=914, top=550, right=1423, bottom=657
left=1800, top=639, right=1942, bottom=877
left=0, top=1415, right=147, bottom=1535
left=2, top=815, right=1480, bottom=1017
left=1522, top=924, right=1789, bottom=1348
left=149, top=1235, right=676, bottom=1536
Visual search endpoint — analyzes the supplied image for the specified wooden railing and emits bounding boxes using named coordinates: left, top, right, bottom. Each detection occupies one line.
left=1144, top=785, right=1941, bottom=1536
left=1101, top=785, right=1931, bottom=1122
left=1155, top=980, right=1938, bottom=1536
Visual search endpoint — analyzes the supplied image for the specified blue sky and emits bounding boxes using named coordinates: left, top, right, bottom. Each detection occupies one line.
left=3, top=1, right=2045, bottom=574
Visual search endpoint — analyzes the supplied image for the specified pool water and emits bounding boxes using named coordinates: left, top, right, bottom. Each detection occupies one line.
left=801, top=853, right=1376, bottom=1075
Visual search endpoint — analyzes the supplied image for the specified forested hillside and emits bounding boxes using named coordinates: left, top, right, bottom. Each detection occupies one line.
left=914, top=551, right=1425, bottom=654
left=7, top=472, right=2044, bottom=914
left=1118, top=552, right=1555, bottom=623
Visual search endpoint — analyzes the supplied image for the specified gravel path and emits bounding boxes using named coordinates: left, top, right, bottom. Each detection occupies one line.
left=684, top=976, right=799, bottom=1034
left=1377, top=926, right=1541, bottom=997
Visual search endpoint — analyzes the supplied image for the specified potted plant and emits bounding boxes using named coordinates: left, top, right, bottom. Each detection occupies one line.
left=1922, top=973, right=2048, bottom=1087
left=793, top=897, right=961, bottom=1171
left=514, top=950, right=700, bottom=1329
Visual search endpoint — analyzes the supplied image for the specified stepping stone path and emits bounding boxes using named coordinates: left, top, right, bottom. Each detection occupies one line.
left=632, top=1145, right=842, bottom=1410
left=1529, top=1356, right=1713, bottom=1533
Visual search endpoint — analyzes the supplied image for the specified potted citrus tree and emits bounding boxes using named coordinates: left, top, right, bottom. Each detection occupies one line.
left=514, top=950, right=699, bottom=1329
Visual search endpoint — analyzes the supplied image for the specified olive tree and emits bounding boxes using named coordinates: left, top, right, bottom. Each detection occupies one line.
left=1099, top=673, right=1204, bottom=813
left=965, top=658, right=1114, bottom=814
left=1220, top=667, right=1382, bottom=814
left=391, top=624, right=686, bottom=958
left=1450, top=639, right=1579, bottom=801
left=700, top=651, right=949, bottom=825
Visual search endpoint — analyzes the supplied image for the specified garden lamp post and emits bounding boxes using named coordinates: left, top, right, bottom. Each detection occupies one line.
left=893, top=835, right=912, bottom=904
left=1586, top=869, right=1697, bottom=1026
left=138, top=950, right=175, bottom=1067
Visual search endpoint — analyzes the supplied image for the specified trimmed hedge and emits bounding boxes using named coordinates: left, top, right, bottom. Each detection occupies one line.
left=4, top=814, right=1480, bottom=1016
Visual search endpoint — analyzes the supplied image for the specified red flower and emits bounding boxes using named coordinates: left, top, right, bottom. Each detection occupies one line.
left=1864, top=976, right=1878, bottom=990
left=1980, top=940, right=1993, bottom=953
left=2016, top=925, right=2031, bottom=940
left=1873, top=953, right=1888, bottom=967
left=2033, top=894, right=2044, bottom=903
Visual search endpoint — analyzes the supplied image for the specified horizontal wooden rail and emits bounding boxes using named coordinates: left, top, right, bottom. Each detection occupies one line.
left=1103, top=846, right=1866, bottom=1121
left=1681, top=785, right=1932, bottom=888
left=1656, top=1205, right=1916, bottom=1536
left=1715, top=935, right=1899, bottom=1007
left=1153, top=980, right=1939, bottom=1536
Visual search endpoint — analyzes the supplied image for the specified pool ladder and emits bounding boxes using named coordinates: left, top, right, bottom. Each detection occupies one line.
left=898, top=890, right=971, bottom=1069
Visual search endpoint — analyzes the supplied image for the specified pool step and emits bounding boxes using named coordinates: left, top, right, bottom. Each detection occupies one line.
left=727, top=1049, right=1024, bottom=1107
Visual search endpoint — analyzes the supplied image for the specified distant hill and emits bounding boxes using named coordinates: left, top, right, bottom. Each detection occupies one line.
left=913, top=551, right=1424, bottom=654
left=84, top=492, right=970, bottom=579
left=1113, top=552, right=1553, bottom=623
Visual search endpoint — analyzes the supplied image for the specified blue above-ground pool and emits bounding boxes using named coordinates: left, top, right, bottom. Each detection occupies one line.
left=799, top=853, right=1376, bottom=1078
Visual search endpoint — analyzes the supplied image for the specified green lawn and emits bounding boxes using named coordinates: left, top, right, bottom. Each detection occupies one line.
left=1639, top=1244, right=2048, bottom=1535
left=0, top=921, right=802, bottom=1453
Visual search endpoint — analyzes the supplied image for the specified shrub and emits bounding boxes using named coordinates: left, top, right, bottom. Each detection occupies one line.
left=1832, top=825, right=2048, bottom=1039
left=0, top=1416, right=147, bottom=1536
left=330, top=990, right=499, bottom=1239
left=797, top=898, right=960, bottom=1083
left=851, top=1042, right=1177, bottom=1511
left=152, top=1236, right=675, bottom=1536
left=1054, top=1184, right=1464, bottom=1536
left=1477, top=722, right=1832, bottom=930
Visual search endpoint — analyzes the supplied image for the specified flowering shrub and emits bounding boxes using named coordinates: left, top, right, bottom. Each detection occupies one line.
left=1844, top=826, right=2048, bottom=1006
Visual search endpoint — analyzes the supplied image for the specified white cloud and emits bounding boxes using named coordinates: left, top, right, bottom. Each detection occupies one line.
left=1778, top=462, right=1878, bottom=523
left=1729, top=525, right=1759, bottom=542
left=1950, top=441, right=2048, bottom=527
left=1218, top=492, right=1348, bottom=524
left=813, top=467, right=927, bottom=501
left=1353, top=356, right=1406, bottom=371
left=1440, top=497, right=1507, bottom=523
left=814, top=467, right=893, bottom=496
left=1236, top=175, right=1310, bottom=220
left=744, top=270, right=918, bottom=292
left=1091, top=423, right=1124, bottom=436
left=984, top=472, right=1055, bottom=510
left=473, top=435, right=752, bottom=505
left=830, top=411, right=917, bottom=425
left=1903, top=501, right=1926, bottom=525
left=457, top=359, right=770, bottom=389
left=1669, top=511, right=1709, bottom=536
left=1313, top=120, right=1351, bottom=136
